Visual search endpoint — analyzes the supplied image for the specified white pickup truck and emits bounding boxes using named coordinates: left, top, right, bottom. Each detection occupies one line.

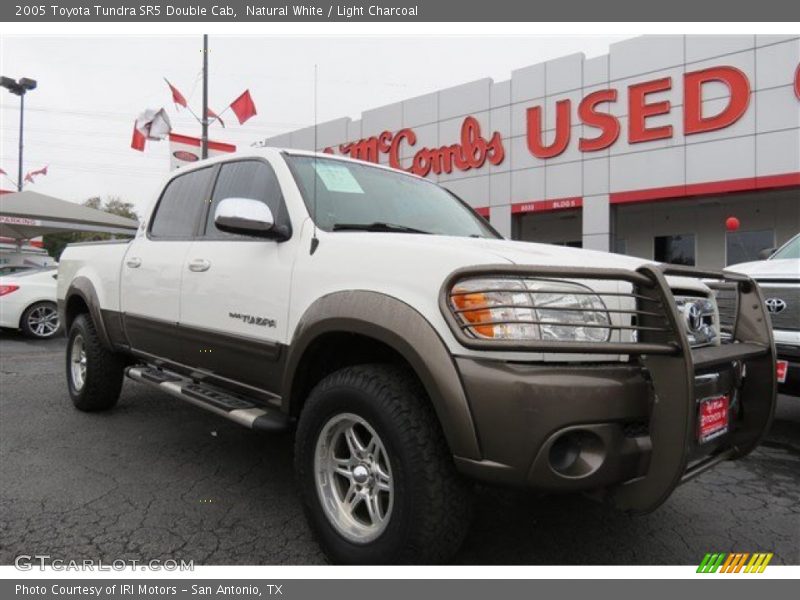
left=57, top=149, right=776, bottom=564
left=728, top=233, right=800, bottom=397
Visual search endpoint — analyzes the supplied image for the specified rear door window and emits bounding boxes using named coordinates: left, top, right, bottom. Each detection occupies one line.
left=150, top=167, right=215, bottom=239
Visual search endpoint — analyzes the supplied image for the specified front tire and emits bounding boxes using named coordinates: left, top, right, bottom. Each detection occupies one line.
left=20, top=301, right=60, bottom=339
left=295, top=364, right=474, bottom=564
left=66, top=314, right=125, bottom=412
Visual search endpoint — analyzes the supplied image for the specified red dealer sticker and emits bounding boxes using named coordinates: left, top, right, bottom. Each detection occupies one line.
left=698, top=394, right=730, bottom=444
left=777, top=360, right=789, bottom=384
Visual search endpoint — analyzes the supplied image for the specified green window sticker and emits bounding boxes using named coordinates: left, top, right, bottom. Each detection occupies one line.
left=314, top=162, right=365, bottom=194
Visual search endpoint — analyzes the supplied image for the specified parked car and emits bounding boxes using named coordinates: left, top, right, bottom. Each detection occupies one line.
left=57, top=149, right=776, bottom=564
left=728, top=232, right=800, bottom=397
left=0, top=267, right=60, bottom=339
left=0, top=265, right=36, bottom=277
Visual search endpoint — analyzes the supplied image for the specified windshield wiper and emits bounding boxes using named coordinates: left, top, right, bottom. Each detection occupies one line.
left=331, top=222, right=432, bottom=234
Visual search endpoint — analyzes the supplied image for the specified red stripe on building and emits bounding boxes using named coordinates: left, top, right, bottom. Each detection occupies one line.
left=512, top=197, right=583, bottom=214
left=474, top=206, right=490, bottom=218
left=610, top=171, right=800, bottom=205
left=495, top=171, right=799, bottom=215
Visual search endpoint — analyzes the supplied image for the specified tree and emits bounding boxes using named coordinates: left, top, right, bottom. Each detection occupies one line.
left=42, top=196, right=139, bottom=261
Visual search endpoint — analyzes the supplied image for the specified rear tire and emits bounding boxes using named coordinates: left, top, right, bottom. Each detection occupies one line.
left=295, top=364, right=474, bottom=564
left=20, top=301, right=60, bottom=339
left=66, top=314, right=125, bottom=412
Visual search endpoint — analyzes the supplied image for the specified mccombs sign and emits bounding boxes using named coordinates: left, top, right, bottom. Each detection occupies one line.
left=323, top=63, right=800, bottom=178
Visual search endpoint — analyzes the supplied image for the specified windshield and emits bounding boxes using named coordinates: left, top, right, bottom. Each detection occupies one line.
left=771, top=234, right=800, bottom=260
left=284, top=154, right=499, bottom=238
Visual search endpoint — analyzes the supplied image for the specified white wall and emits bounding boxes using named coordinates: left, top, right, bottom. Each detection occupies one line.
left=614, top=188, right=800, bottom=268
left=262, top=34, right=800, bottom=257
left=514, top=210, right=582, bottom=245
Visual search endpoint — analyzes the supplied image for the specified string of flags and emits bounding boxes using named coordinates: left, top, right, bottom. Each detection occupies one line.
left=131, top=79, right=257, bottom=152
left=0, top=165, right=49, bottom=188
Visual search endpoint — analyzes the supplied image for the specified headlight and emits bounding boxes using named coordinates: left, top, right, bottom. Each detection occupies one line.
left=673, top=295, right=719, bottom=346
left=449, top=277, right=611, bottom=342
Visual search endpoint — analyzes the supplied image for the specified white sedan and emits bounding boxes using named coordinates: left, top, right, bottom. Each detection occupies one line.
left=0, top=267, right=60, bottom=339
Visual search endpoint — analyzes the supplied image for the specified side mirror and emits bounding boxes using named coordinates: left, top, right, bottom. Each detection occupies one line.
left=214, top=197, right=285, bottom=239
left=757, top=247, right=776, bottom=260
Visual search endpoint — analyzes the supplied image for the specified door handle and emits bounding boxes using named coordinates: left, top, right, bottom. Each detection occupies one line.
left=126, top=257, right=142, bottom=268
left=188, top=258, right=211, bottom=272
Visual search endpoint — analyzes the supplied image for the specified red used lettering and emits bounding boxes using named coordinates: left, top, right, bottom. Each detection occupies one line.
left=578, top=89, right=620, bottom=152
left=684, top=66, right=750, bottom=135
left=794, top=62, right=800, bottom=101
left=628, top=77, right=673, bottom=143
left=526, top=100, right=571, bottom=158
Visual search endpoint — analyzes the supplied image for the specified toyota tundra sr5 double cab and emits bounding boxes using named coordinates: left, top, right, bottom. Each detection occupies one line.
left=58, top=149, right=776, bottom=564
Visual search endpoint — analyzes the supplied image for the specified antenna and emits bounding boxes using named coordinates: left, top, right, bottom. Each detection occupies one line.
left=310, top=63, right=320, bottom=255
left=201, top=34, right=209, bottom=159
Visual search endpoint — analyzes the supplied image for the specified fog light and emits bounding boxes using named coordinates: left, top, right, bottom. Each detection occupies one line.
left=548, top=430, right=605, bottom=478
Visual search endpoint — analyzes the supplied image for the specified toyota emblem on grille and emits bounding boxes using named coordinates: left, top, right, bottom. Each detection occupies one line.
left=765, top=298, right=787, bottom=314
left=687, top=302, right=705, bottom=331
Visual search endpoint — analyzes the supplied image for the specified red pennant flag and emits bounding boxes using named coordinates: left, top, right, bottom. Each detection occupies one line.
left=164, top=78, right=188, bottom=108
left=24, top=165, right=48, bottom=184
left=207, top=107, right=225, bottom=128
left=131, top=120, right=146, bottom=151
left=229, top=90, right=257, bottom=124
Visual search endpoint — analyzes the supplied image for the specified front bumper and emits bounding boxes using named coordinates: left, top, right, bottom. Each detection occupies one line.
left=444, top=264, right=776, bottom=513
left=455, top=359, right=742, bottom=492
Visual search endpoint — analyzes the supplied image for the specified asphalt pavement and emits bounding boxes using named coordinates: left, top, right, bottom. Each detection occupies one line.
left=1, top=331, right=798, bottom=565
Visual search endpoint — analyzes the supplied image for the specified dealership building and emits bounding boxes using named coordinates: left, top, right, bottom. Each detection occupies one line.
left=261, top=35, right=800, bottom=269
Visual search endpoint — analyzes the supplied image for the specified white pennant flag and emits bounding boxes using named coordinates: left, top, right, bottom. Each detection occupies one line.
left=136, top=108, right=172, bottom=140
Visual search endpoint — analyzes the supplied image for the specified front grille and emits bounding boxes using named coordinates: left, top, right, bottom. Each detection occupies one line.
left=756, top=283, right=800, bottom=331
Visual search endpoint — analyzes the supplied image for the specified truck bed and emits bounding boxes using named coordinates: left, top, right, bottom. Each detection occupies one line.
left=57, top=239, right=131, bottom=313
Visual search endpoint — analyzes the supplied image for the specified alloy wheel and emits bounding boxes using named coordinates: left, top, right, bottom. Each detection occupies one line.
left=27, top=305, right=59, bottom=338
left=69, top=334, right=87, bottom=391
left=314, top=412, right=394, bottom=544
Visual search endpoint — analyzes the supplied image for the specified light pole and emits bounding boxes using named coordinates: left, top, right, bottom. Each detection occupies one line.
left=1, top=76, right=37, bottom=191
left=201, top=34, right=209, bottom=159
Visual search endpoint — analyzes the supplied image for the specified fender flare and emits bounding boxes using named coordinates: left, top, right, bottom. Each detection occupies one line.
left=281, top=290, right=481, bottom=460
left=62, top=276, right=113, bottom=350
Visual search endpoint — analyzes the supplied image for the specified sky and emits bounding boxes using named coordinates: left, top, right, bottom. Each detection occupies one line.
left=0, top=34, right=629, bottom=214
